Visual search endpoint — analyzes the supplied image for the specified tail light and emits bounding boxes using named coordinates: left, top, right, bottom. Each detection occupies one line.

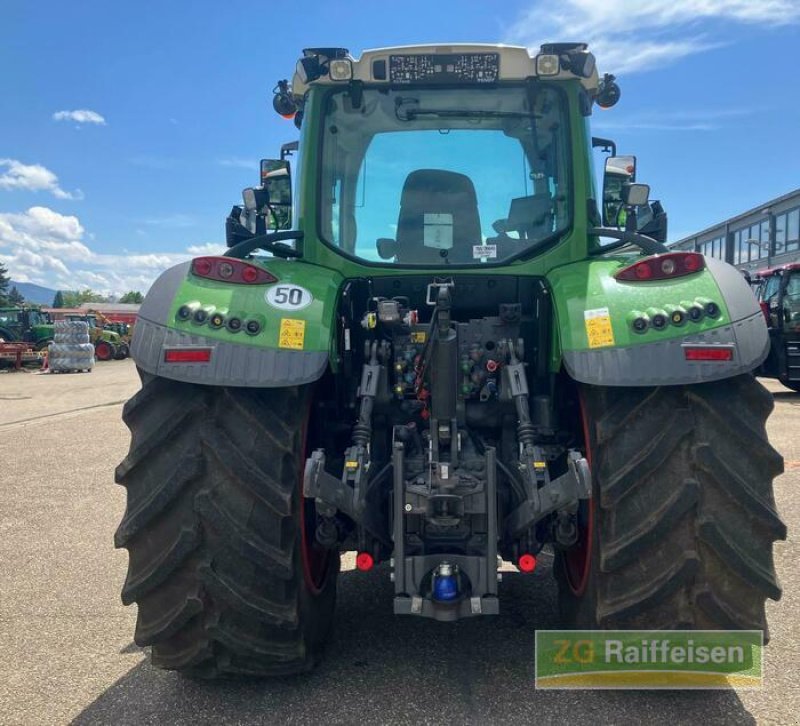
left=191, top=256, right=277, bottom=285
left=517, top=553, right=537, bottom=573
left=356, top=552, right=374, bottom=571
left=760, top=301, right=769, bottom=323
left=615, top=252, right=705, bottom=282
left=683, top=346, right=734, bottom=362
left=164, top=348, right=212, bottom=363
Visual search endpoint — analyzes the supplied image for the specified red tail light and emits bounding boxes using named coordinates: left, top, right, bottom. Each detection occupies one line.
left=683, top=346, right=734, bottom=361
left=356, top=552, right=374, bottom=571
left=615, top=252, right=705, bottom=282
left=759, top=301, right=769, bottom=324
left=164, top=348, right=212, bottom=363
left=191, top=256, right=277, bottom=285
left=518, top=554, right=537, bottom=573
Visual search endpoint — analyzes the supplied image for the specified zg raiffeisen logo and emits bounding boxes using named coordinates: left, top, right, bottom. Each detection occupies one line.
left=535, top=630, right=763, bottom=689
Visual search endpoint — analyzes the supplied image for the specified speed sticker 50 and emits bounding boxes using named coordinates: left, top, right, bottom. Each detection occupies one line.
left=265, top=284, right=314, bottom=311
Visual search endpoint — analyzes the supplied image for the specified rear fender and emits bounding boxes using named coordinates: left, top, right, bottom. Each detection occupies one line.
left=131, top=258, right=342, bottom=387
left=547, top=255, right=768, bottom=386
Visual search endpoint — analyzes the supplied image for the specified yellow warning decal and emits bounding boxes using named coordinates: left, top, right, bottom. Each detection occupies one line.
left=584, top=307, right=615, bottom=349
left=279, top=318, right=306, bottom=350
left=410, top=331, right=427, bottom=343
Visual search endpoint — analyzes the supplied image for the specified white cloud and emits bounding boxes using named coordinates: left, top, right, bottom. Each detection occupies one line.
left=186, top=242, right=226, bottom=256
left=0, top=206, right=210, bottom=297
left=506, top=0, right=800, bottom=73
left=0, top=159, right=83, bottom=200
left=53, top=109, right=106, bottom=125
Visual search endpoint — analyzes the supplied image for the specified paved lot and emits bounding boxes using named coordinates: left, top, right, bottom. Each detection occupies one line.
left=0, top=360, right=797, bottom=725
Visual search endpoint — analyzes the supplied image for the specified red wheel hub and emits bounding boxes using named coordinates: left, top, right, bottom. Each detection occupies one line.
left=563, top=391, right=594, bottom=596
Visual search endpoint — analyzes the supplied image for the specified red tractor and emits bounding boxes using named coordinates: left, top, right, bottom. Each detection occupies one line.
left=753, top=262, right=800, bottom=391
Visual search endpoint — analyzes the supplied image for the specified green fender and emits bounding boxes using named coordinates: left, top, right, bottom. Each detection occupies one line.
left=546, top=254, right=769, bottom=386
left=131, top=258, right=342, bottom=387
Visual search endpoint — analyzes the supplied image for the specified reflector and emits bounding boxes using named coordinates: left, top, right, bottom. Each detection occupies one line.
left=683, top=346, right=734, bottom=361
left=164, top=348, right=212, bottom=363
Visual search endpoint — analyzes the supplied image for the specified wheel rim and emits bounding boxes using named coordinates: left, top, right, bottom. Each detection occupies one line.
left=96, top=342, right=112, bottom=360
left=299, top=396, right=331, bottom=594
left=563, top=390, right=594, bottom=596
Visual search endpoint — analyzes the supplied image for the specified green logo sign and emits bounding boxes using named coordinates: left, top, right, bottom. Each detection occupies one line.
left=535, top=630, right=763, bottom=689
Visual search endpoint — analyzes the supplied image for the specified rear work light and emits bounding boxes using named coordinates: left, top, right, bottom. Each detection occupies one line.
left=164, top=348, right=212, bottom=363
left=191, top=256, right=277, bottom=285
left=615, top=252, right=705, bottom=282
left=683, top=346, right=734, bottom=362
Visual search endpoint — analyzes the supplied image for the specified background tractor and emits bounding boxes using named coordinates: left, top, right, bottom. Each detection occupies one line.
left=116, top=43, right=785, bottom=678
left=65, top=313, right=129, bottom=361
left=0, top=306, right=53, bottom=349
left=752, top=262, right=800, bottom=391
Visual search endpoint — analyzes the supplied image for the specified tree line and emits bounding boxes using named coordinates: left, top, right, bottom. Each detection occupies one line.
left=0, top=261, right=144, bottom=307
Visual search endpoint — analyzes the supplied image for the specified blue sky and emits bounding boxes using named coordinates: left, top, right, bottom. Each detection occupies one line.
left=1, top=0, right=799, bottom=295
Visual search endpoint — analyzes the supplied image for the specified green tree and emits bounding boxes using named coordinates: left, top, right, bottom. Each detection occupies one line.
left=119, top=291, right=144, bottom=304
left=61, top=289, right=107, bottom=307
left=52, top=290, right=65, bottom=308
left=0, top=262, right=10, bottom=306
left=8, top=286, right=24, bottom=305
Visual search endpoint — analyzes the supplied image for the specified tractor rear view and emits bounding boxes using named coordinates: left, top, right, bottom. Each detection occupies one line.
left=115, top=43, right=785, bottom=677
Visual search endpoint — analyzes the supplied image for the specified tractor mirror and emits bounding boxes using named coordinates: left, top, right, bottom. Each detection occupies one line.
left=259, top=159, right=293, bottom=230
left=622, top=182, right=650, bottom=207
left=377, top=238, right=398, bottom=259
left=602, top=155, right=637, bottom=227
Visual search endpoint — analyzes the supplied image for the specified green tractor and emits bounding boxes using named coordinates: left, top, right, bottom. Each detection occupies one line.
left=65, top=313, right=129, bottom=361
left=0, top=306, right=53, bottom=349
left=116, top=43, right=786, bottom=678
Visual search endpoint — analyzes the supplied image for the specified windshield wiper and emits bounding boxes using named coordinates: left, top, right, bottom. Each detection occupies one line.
left=398, top=108, right=533, bottom=121
left=225, top=230, right=303, bottom=260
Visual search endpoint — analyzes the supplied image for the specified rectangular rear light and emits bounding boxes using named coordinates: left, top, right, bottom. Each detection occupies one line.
left=164, top=348, right=212, bottom=363
left=683, top=346, right=734, bottom=362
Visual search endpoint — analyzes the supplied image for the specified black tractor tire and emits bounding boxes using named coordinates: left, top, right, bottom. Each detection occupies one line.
left=114, top=342, right=130, bottom=360
left=114, top=372, right=339, bottom=677
left=556, top=375, right=786, bottom=635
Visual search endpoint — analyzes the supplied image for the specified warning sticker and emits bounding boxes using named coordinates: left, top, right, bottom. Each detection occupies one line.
left=473, top=244, right=498, bottom=259
left=279, top=318, right=306, bottom=350
left=584, top=307, right=615, bottom=349
left=410, top=331, right=427, bottom=343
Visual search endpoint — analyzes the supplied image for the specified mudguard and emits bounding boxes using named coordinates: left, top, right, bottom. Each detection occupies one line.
left=131, top=258, right=342, bottom=387
left=548, top=255, right=769, bottom=386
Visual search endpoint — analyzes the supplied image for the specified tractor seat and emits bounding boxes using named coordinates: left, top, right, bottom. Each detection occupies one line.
left=393, top=169, right=482, bottom=264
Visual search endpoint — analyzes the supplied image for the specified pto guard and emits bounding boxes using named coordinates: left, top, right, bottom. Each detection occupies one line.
left=549, top=255, right=770, bottom=386
left=131, top=259, right=340, bottom=387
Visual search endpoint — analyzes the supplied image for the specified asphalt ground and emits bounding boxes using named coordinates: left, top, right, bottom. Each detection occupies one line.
left=0, top=359, right=797, bottom=725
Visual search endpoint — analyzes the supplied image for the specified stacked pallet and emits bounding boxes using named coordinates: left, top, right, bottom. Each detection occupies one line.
left=49, top=320, right=94, bottom=373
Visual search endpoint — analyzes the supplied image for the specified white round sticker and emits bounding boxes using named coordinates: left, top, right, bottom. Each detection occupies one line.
left=265, top=284, right=314, bottom=311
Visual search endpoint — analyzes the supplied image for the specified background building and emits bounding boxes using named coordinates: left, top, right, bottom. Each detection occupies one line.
left=669, top=188, right=800, bottom=273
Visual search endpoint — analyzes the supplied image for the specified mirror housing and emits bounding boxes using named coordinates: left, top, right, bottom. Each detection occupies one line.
left=259, top=159, right=293, bottom=230
left=602, top=155, right=637, bottom=227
